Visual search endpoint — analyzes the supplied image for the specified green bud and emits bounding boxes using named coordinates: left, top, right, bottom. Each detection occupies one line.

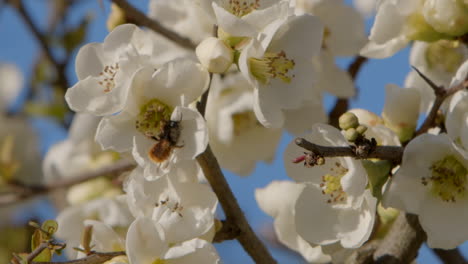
left=345, top=128, right=359, bottom=142
left=339, top=112, right=359, bottom=130
left=356, top=125, right=368, bottom=135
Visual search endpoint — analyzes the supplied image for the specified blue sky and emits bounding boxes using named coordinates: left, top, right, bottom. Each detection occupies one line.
left=1, top=0, right=466, bottom=263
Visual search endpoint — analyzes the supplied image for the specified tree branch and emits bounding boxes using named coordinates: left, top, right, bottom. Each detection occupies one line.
left=295, top=137, right=403, bottom=163
left=373, top=213, right=426, bottom=264
left=196, top=146, right=276, bottom=264
left=110, top=0, right=196, bottom=50
left=32, top=251, right=125, bottom=264
left=0, top=159, right=136, bottom=206
left=414, top=67, right=468, bottom=135
left=329, top=56, right=368, bottom=128
left=433, top=248, right=468, bottom=264
left=27, top=241, right=49, bottom=263
left=9, top=0, right=69, bottom=90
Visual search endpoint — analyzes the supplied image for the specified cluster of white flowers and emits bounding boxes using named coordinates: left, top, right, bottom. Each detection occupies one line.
left=38, top=0, right=468, bottom=263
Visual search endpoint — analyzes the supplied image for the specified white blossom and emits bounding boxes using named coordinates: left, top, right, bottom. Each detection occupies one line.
left=284, top=124, right=376, bottom=248
left=149, top=0, right=213, bottom=44
left=239, top=14, right=323, bottom=128
left=382, top=84, right=420, bottom=142
left=206, top=74, right=282, bottom=175
left=95, top=59, right=209, bottom=178
left=405, top=40, right=468, bottom=114
left=55, top=196, right=133, bottom=258
left=125, top=168, right=217, bottom=244
left=383, top=133, right=468, bottom=249
left=196, top=37, right=234, bottom=73
left=446, top=90, right=468, bottom=150
left=126, top=217, right=220, bottom=264
left=256, top=181, right=331, bottom=263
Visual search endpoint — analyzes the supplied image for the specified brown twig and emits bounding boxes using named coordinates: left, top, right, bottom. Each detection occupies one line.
left=32, top=251, right=125, bottom=264
left=346, top=240, right=380, bottom=264
left=196, top=146, right=276, bottom=263
left=433, top=248, right=468, bottom=264
left=0, top=159, right=136, bottom=206
left=295, top=138, right=404, bottom=163
left=27, top=241, right=49, bottom=263
left=414, top=67, right=468, bottom=135
left=9, top=0, right=69, bottom=90
left=110, top=0, right=196, bottom=50
left=213, top=220, right=241, bottom=243
left=329, top=56, right=368, bottom=128
left=373, top=213, right=426, bottom=264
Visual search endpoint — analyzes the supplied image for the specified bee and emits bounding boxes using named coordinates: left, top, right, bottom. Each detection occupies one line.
left=148, top=118, right=183, bottom=163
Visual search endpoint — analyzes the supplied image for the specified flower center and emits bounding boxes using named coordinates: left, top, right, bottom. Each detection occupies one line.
left=221, top=0, right=260, bottom=17
left=425, top=40, right=464, bottom=73
left=98, top=63, right=120, bottom=93
left=249, top=51, right=295, bottom=85
left=232, top=111, right=260, bottom=136
left=135, top=99, right=173, bottom=139
left=422, top=155, right=468, bottom=202
left=320, top=162, right=349, bottom=203
left=152, top=259, right=166, bottom=264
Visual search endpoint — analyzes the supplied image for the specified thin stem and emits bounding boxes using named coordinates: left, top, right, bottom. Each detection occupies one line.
left=110, top=0, right=196, bottom=50
left=433, top=248, right=468, bottom=264
left=295, top=137, right=403, bottom=163
left=10, top=0, right=69, bottom=90
left=32, top=251, right=125, bottom=264
left=27, top=242, right=49, bottom=263
left=414, top=67, right=468, bottom=135
left=0, top=159, right=136, bottom=206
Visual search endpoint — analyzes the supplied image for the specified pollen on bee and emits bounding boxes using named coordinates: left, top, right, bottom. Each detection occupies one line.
left=149, top=140, right=174, bottom=163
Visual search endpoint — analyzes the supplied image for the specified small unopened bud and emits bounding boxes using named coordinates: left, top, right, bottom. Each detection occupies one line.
left=423, top=0, right=468, bottom=37
left=356, top=125, right=368, bottom=135
left=107, top=3, right=126, bottom=32
left=339, top=112, right=359, bottom=130
left=345, top=128, right=359, bottom=142
left=196, top=37, right=233, bottom=73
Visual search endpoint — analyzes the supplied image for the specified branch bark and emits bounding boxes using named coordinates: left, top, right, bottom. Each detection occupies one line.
left=373, top=213, right=426, bottom=264
left=111, top=0, right=196, bottom=50
left=295, top=137, right=403, bottom=163
left=433, top=248, right=468, bottom=264
left=32, top=251, right=125, bottom=264
left=197, top=146, right=276, bottom=264
left=9, top=0, right=69, bottom=90
left=414, top=67, right=468, bottom=135
left=0, top=159, right=136, bottom=206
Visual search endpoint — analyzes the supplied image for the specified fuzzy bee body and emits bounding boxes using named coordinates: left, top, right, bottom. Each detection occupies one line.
left=148, top=119, right=183, bottom=163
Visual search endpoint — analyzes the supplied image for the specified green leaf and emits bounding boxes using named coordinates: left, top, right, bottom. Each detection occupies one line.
left=363, top=160, right=392, bottom=201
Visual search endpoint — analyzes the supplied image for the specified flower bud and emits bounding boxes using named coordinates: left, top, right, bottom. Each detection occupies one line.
left=423, top=0, right=468, bottom=37
left=356, top=125, right=368, bottom=135
left=345, top=127, right=359, bottom=142
left=339, top=112, right=359, bottom=130
left=349, top=108, right=384, bottom=127
left=196, top=37, right=234, bottom=73
left=382, top=84, right=420, bottom=142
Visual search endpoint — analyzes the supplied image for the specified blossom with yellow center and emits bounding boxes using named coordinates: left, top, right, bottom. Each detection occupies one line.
left=384, top=133, right=468, bottom=249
